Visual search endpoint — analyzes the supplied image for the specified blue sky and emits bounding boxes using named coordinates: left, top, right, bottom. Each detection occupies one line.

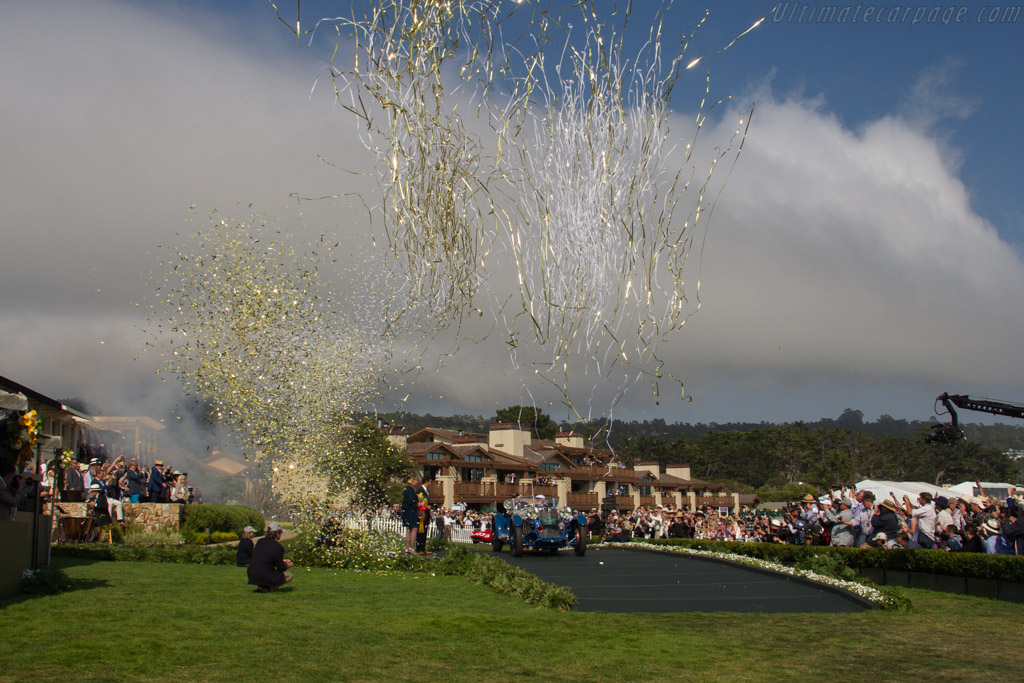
left=2, top=0, right=1023, bottom=427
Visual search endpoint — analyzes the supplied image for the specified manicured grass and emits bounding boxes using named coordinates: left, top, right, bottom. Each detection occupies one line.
left=2, top=554, right=1021, bottom=682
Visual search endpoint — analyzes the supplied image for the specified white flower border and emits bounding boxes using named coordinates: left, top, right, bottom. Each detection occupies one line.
left=597, top=541, right=902, bottom=609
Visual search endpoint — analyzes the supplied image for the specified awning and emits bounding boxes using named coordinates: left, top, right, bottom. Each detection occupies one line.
left=0, top=390, right=29, bottom=411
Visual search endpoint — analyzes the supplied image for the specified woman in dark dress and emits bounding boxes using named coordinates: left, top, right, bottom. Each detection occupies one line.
left=236, top=525, right=256, bottom=567
left=247, top=522, right=293, bottom=592
left=401, top=475, right=420, bottom=556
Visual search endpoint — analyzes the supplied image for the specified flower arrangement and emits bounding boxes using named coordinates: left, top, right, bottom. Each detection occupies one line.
left=2, top=409, right=40, bottom=463
left=598, top=541, right=910, bottom=610
left=49, top=448, right=76, bottom=492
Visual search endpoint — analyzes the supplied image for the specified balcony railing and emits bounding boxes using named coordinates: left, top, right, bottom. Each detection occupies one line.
left=567, top=492, right=599, bottom=510
left=695, top=495, right=735, bottom=509
left=455, top=481, right=490, bottom=500
left=495, top=483, right=519, bottom=499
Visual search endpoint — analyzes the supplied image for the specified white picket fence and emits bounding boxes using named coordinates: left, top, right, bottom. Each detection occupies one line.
left=345, top=515, right=477, bottom=544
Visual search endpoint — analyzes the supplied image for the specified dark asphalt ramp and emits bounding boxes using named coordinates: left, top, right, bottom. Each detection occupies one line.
left=496, top=547, right=869, bottom=613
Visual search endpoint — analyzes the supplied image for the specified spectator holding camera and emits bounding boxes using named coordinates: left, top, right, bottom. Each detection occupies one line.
left=125, top=460, right=146, bottom=503
left=1, top=461, right=27, bottom=521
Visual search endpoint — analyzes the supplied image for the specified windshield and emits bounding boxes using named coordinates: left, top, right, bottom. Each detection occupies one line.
left=504, top=495, right=559, bottom=511
left=536, top=507, right=560, bottom=525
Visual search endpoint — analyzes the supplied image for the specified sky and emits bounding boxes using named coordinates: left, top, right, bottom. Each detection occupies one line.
left=2, top=0, right=1023, bottom=429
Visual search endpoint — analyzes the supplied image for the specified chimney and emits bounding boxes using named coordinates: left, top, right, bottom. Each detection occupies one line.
left=488, top=422, right=530, bottom=458
left=555, top=431, right=584, bottom=449
left=633, top=461, right=659, bottom=477
left=665, top=463, right=691, bottom=480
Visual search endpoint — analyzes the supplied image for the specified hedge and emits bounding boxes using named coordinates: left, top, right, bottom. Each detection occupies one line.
left=433, top=546, right=576, bottom=610
left=181, top=504, right=265, bottom=542
left=55, top=543, right=237, bottom=565
left=644, top=538, right=1024, bottom=583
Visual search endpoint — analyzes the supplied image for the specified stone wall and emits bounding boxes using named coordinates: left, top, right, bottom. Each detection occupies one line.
left=44, top=502, right=184, bottom=532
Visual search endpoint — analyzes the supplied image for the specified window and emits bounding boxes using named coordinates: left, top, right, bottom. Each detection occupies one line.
left=426, top=453, right=445, bottom=461
left=464, top=454, right=483, bottom=463
left=540, top=463, right=559, bottom=472
left=461, top=467, right=483, bottom=482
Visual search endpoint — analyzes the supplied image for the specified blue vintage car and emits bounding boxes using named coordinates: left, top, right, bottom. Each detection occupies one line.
left=491, top=495, right=589, bottom=556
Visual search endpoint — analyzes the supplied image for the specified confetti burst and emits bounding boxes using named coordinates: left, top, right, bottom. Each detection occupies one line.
left=143, top=210, right=395, bottom=508
left=269, top=0, right=769, bottom=424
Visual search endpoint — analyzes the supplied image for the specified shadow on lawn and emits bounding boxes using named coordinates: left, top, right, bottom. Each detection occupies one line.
left=52, top=553, right=105, bottom=568
left=248, top=585, right=297, bottom=594
left=0, top=577, right=112, bottom=609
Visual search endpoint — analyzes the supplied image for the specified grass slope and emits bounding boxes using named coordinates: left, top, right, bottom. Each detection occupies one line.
left=2, top=557, right=1020, bottom=682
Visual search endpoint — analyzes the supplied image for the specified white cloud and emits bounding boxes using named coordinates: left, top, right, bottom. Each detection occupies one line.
left=675, top=91, right=1024, bottom=409
left=2, top=0, right=1021, bottom=426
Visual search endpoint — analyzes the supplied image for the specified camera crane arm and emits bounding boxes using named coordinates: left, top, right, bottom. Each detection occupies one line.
left=927, top=393, right=1024, bottom=444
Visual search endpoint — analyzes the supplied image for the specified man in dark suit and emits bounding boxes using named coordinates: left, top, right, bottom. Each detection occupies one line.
left=416, top=483, right=431, bottom=554
left=147, top=460, right=166, bottom=503
left=63, top=463, right=84, bottom=502
left=248, top=522, right=293, bottom=592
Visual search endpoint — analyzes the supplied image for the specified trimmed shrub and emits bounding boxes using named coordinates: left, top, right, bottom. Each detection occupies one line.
left=433, top=546, right=576, bottom=611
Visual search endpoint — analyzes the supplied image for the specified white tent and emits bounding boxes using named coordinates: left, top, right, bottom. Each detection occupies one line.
left=947, top=481, right=1017, bottom=501
left=854, top=479, right=955, bottom=506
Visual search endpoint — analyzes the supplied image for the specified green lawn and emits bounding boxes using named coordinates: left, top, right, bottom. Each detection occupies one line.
left=2, top=556, right=1020, bottom=682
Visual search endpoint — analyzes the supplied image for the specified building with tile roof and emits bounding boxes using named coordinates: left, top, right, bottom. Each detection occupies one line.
left=402, top=422, right=739, bottom=513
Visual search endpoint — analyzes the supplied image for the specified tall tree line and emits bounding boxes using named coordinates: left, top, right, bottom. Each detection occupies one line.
left=371, top=407, right=1022, bottom=489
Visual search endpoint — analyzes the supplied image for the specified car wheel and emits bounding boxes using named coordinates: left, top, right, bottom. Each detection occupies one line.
left=511, top=525, right=524, bottom=557
left=492, top=534, right=503, bottom=552
left=575, top=526, right=587, bottom=556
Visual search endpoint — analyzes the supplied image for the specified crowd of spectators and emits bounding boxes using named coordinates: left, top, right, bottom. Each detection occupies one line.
left=2, top=455, right=202, bottom=532
left=597, top=484, right=1024, bottom=555
left=53, top=457, right=199, bottom=506
left=367, top=483, right=1024, bottom=555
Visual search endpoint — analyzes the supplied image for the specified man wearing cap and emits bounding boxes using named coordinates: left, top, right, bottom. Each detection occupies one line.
left=83, top=460, right=99, bottom=492
left=147, top=461, right=166, bottom=503
left=829, top=499, right=857, bottom=547
left=851, top=491, right=875, bottom=547
left=236, top=525, right=256, bottom=567
left=248, top=522, right=293, bottom=592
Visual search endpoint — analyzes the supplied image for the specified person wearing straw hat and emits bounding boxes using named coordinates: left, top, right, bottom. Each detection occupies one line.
left=147, top=460, right=166, bottom=503
left=869, top=498, right=901, bottom=545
